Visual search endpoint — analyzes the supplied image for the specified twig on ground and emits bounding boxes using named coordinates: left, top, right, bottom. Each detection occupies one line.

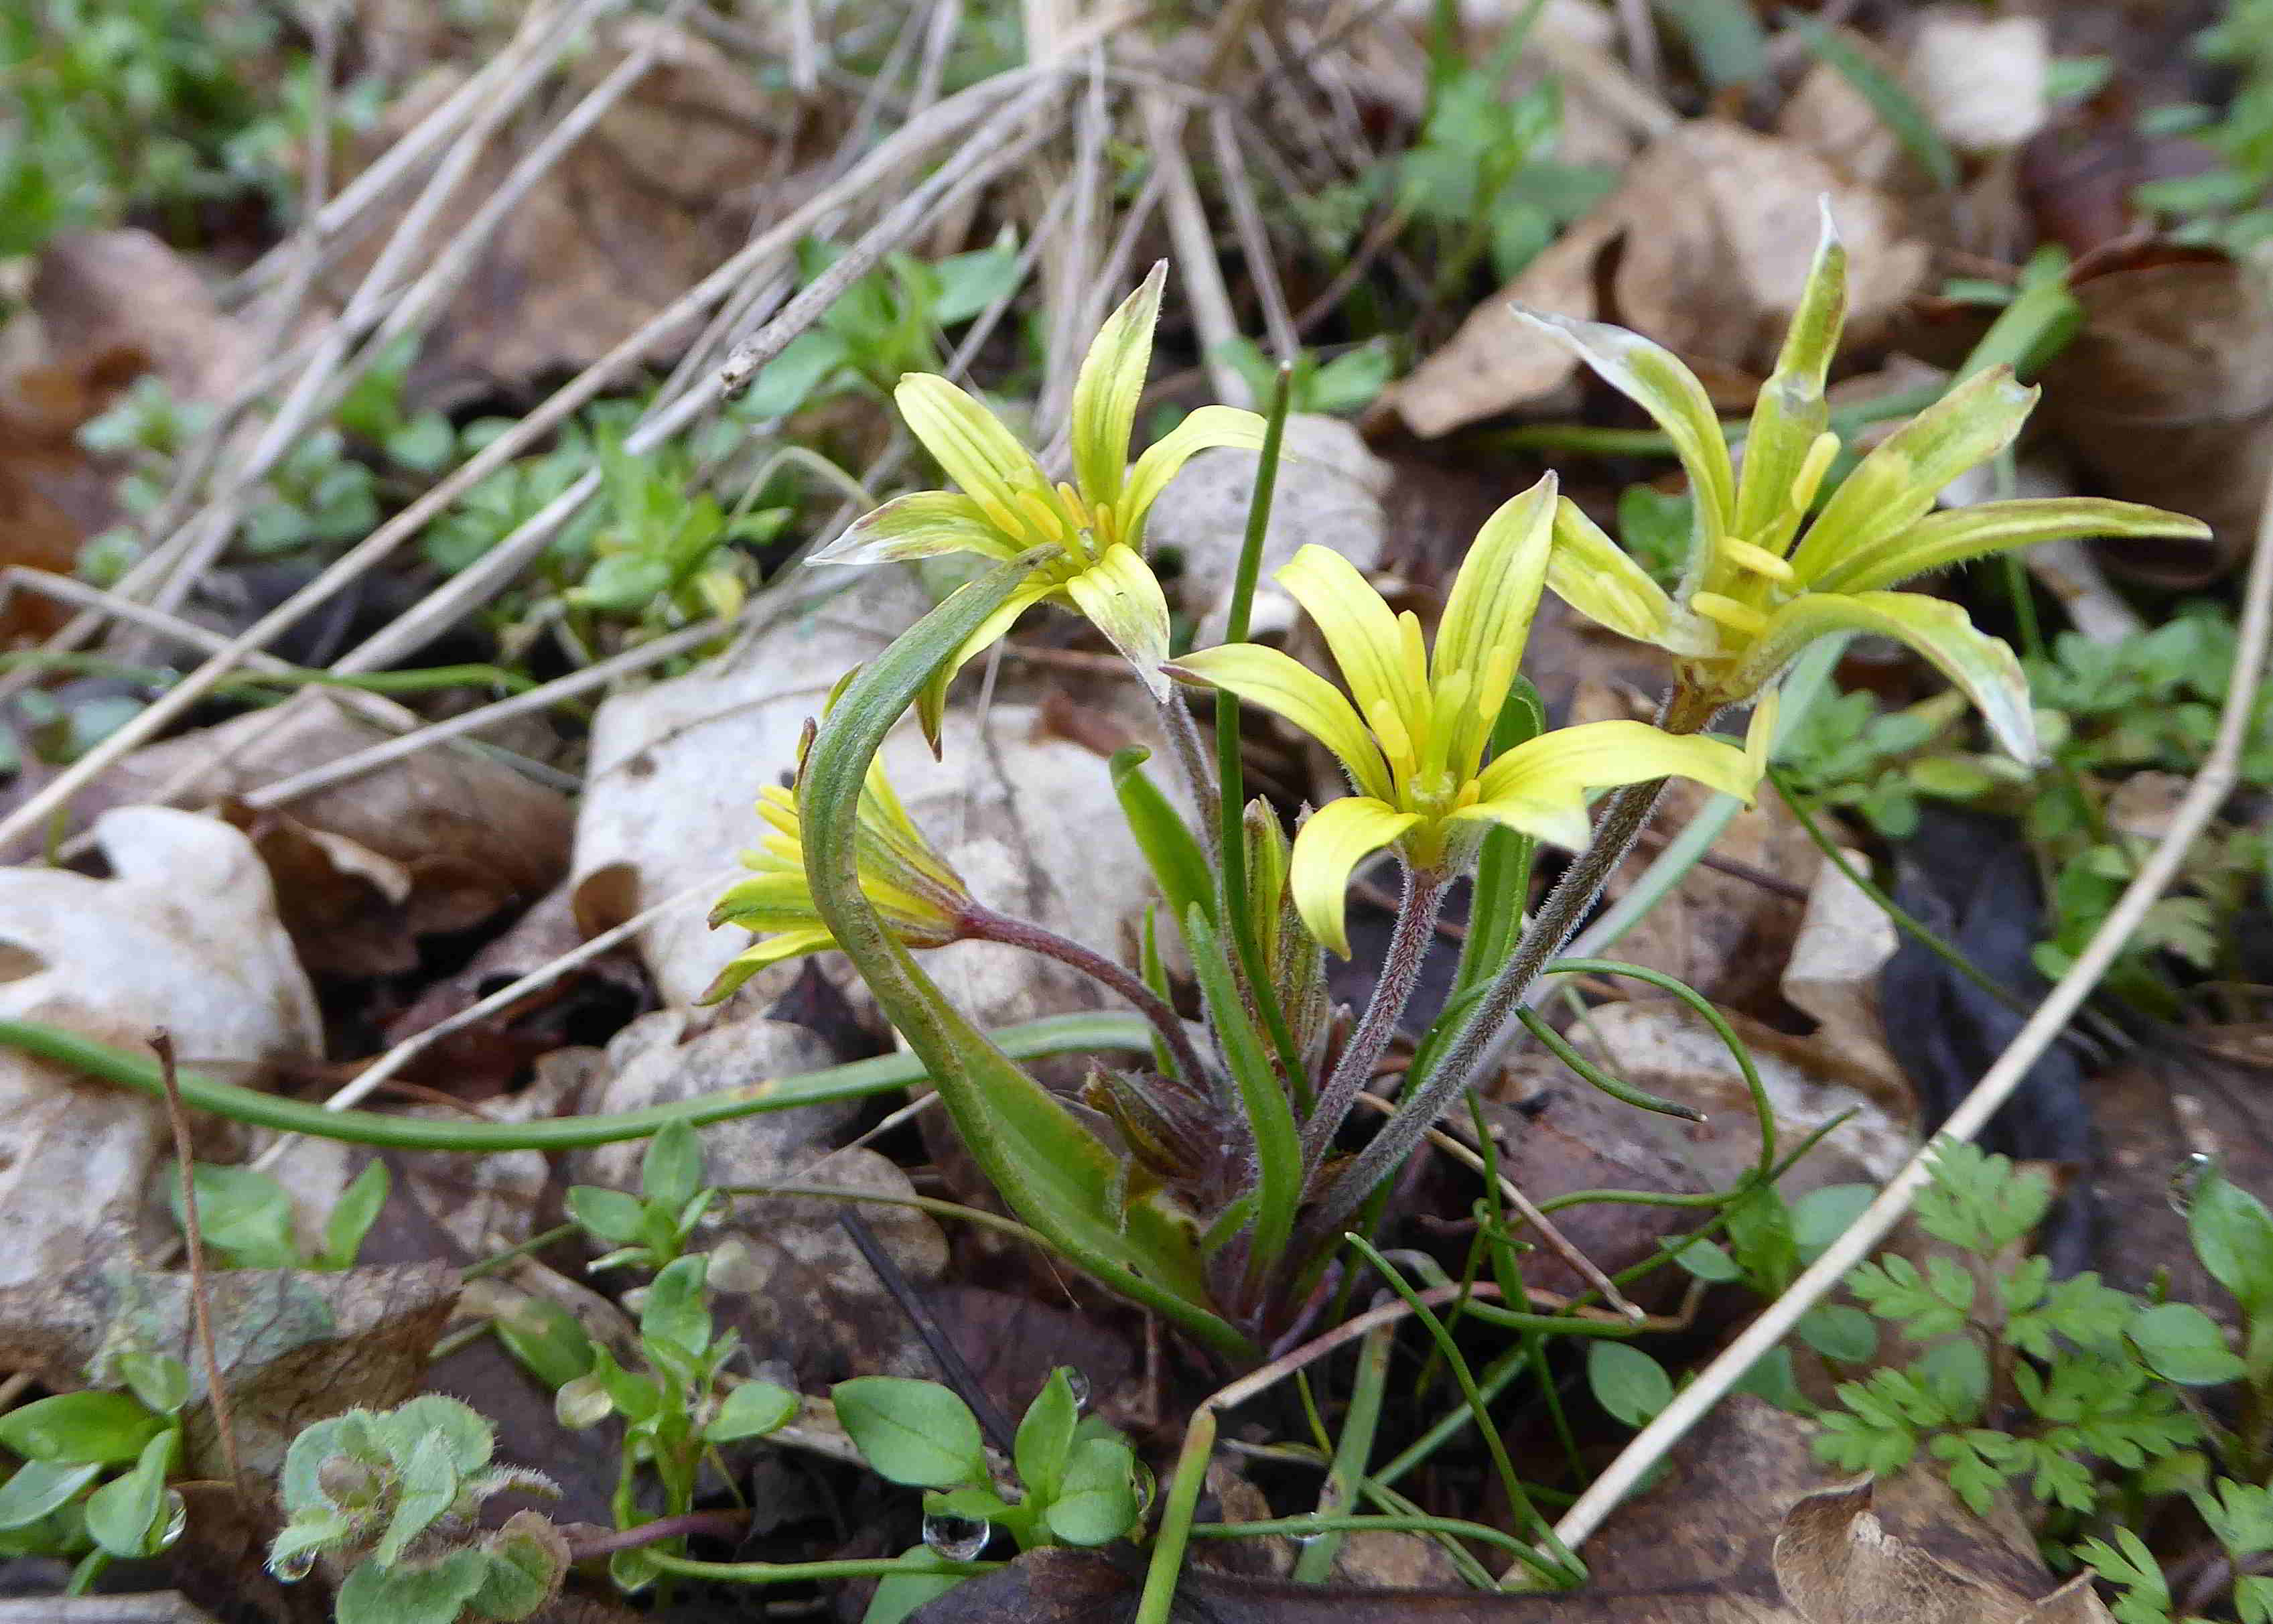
left=151, top=1032, right=247, bottom=1501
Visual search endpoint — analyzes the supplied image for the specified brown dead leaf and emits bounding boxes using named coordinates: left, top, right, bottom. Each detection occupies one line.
left=2033, top=245, right=2273, bottom=586
left=0, top=1258, right=456, bottom=1483
left=907, top=1398, right=2105, bottom=1621
left=330, top=18, right=821, bottom=404
left=94, top=690, right=575, bottom=951
left=29, top=231, right=255, bottom=404
left=0, top=807, right=321, bottom=1290
left=1389, top=123, right=1926, bottom=438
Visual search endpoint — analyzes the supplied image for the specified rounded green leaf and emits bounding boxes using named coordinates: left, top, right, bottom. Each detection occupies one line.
left=2128, top=1302, right=2246, bottom=1386
left=564, top=1186, right=647, bottom=1246
left=2191, top=1169, right=2273, bottom=1321
left=0, top=1391, right=165, bottom=1465
left=0, top=1460, right=102, bottom=1530
left=834, top=1378, right=987, bottom=1489
left=1044, top=1438, right=1140, bottom=1546
left=707, top=1380, right=799, bottom=1443
left=1588, top=1342, right=1674, bottom=1428
left=1013, top=1370, right=1079, bottom=1505
left=1797, top=1303, right=1878, bottom=1363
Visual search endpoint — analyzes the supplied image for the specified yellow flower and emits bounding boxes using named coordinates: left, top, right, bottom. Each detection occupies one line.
left=1170, top=475, right=1763, bottom=957
left=809, top=261, right=1267, bottom=744
left=1519, top=212, right=2211, bottom=763
left=703, top=754, right=967, bottom=1003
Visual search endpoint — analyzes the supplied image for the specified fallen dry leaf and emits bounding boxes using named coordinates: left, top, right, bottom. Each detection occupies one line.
left=1780, top=845, right=1907, bottom=1099
left=91, top=689, right=576, bottom=965
left=2033, top=244, right=2273, bottom=586
left=1903, top=7, right=2050, bottom=157
left=0, top=1257, right=456, bottom=1483
left=0, top=807, right=321, bottom=1289
left=1389, top=122, right=1927, bottom=438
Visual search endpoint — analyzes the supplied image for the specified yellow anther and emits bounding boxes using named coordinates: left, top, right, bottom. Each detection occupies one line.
left=1691, top=592, right=1771, bottom=638
left=1367, top=695, right=1416, bottom=781
left=1720, top=538, right=1797, bottom=583
left=1789, top=431, right=1840, bottom=519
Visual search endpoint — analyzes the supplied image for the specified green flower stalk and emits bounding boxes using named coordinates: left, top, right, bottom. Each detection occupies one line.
left=809, top=261, right=1267, bottom=746
left=1522, top=212, right=2212, bottom=762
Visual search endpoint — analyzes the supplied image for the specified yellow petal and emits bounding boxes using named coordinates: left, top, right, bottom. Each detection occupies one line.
left=1168, top=642, right=1394, bottom=803
left=1475, top=720, right=1761, bottom=809
left=1789, top=368, right=2037, bottom=586
left=895, top=373, right=1047, bottom=512
left=1119, top=404, right=1270, bottom=537
left=1515, top=307, right=1736, bottom=539
left=1436, top=474, right=1555, bottom=687
left=914, top=578, right=1056, bottom=753
left=1808, top=496, right=2213, bottom=596
left=1736, top=590, right=2037, bottom=762
left=1278, top=544, right=1427, bottom=752
left=1545, top=496, right=1679, bottom=647
left=1063, top=543, right=1174, bottom=699
left=1446, top=791, right=1591, bottom=852
left=1069, top=262, right=1166, bottom=509
left=811, top=491, right=1016, bottom=565
left=699, top=929, right=838, bottom=1004
left=1732, top=206, right=1844, bottom=557
left=1288, top=797, right=1420, bottom=958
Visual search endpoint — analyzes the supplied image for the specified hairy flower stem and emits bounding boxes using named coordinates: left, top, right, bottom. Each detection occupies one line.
left=1302, top=864, right=1449, bottom=1175
left=1300, top=689, right=1720, bottom=1250
left=959, top=902, right=1211, bottom=1095
left=1160, top=691, right=1223, bottom=852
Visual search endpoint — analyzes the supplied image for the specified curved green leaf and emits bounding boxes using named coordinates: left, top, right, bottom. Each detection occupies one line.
left=801, top=555, right=1251, bottom=1359
left=1109, top=748, right=1215, bottom=933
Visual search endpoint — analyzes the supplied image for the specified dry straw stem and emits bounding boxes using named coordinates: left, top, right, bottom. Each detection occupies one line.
left=1544, top=452, right=2273, bottom=1565
left=2, top=0, right=600, bottom=696
left=0, top=66, right=1073, bottom=858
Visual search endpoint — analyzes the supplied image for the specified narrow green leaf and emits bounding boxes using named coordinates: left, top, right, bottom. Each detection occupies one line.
left=1109, top=748, right=1215, bottom=933
left=1787, top=11, right=1959, bottom=190
left=320, top=1160, right=391, bottom=1270
left=1657, top=0, right=1769, bottom=86
left=800, top=555, right=1249, bottom=1359
left=640, top=1120, right=704, bottom=1215
left=1185, top=905, right=1302, bottom=1283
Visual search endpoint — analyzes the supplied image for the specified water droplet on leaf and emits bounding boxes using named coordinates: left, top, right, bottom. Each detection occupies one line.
left=921, top=1511, right=991, bottom=1561
left=2168, top=1153, right=2214, bottom=1216
left=1064, top=1369, right=1091, bottom=1410
left=270, top=1546, right=318, bottom=1582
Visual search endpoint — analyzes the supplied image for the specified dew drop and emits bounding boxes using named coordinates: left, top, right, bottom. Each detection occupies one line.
left=270, top=1546, right=318, bottom=1583
left=921, top=1511, right=991, bottom=1562
left=155, top=1490, right=186, bottom=1552
left=2168, top=1153, right=2214, bottom=1217
left=1064, top=1369, right=1091, bottom=1410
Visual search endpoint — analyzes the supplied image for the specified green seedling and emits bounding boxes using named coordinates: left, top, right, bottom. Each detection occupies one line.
left=836, top=1368, right=1147, bottom=1624
left=0, top=1352, right=192, bottom=1593
left=169, top=1160, right=389, bottom=1272
left=268, top=1395, right=567, bottom=1624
